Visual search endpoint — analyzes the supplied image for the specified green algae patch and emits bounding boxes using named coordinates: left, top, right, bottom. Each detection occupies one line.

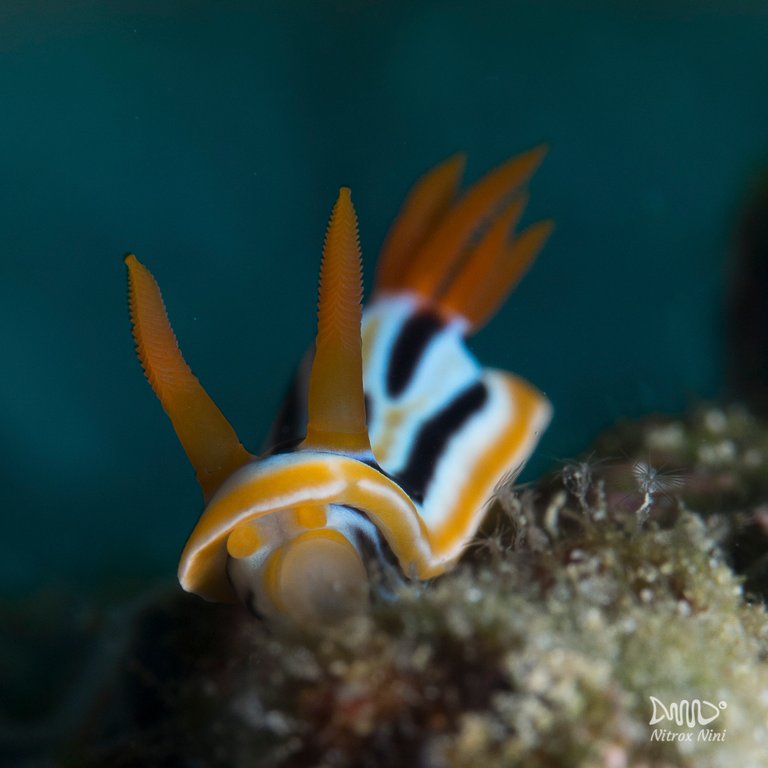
left=74, top=507, right=767, bottom=765
left=64, top=406, right=768, bottom=767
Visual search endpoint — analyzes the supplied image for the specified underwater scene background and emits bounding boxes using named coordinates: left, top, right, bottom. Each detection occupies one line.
left=5, top=2, right=768, bottom=766
left=3, top=1, right=768, bottom=619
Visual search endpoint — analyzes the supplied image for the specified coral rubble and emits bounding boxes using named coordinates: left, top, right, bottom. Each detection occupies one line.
left=10, top=406, right=768, bottom=767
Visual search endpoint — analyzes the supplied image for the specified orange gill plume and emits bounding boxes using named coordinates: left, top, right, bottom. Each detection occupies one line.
left=374, top=146, right=553, bottom=331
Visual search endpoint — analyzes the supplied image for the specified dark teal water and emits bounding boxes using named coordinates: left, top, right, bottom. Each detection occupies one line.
left=2, top=0, right=767, bottom=597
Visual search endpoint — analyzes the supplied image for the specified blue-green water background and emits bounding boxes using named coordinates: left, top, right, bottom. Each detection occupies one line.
left=2, top=0, right=767, bottom=599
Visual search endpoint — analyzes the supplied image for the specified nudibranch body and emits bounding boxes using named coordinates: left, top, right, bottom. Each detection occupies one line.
left=126, top=149, right=553, bottom=625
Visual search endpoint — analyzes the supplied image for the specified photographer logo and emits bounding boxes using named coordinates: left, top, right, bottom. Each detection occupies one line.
left=648, top=697, right=727, bottom=742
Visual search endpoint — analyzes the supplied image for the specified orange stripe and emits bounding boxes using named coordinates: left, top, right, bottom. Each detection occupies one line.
left=430, top=374, right=550, bottom=560
left=178, top=453, right=445, bottom=601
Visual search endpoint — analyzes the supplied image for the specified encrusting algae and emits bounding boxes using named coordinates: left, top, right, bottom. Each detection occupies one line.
left=54, top=404, right=768, bottom=768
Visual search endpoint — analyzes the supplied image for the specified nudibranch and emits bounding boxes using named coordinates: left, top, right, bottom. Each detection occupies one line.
left=126, top=148, right=553, bottom=625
